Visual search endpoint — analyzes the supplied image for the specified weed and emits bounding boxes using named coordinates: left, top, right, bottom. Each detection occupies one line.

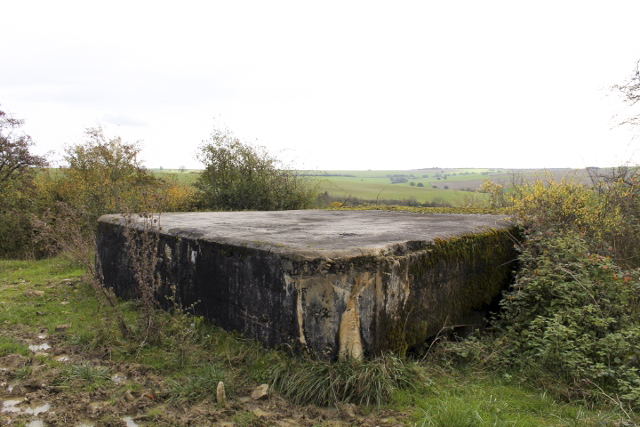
left=33, top=202, right=133, bottom=339
left=166, top=363, right=232, bottom=404
left=418, top=400, right=484, bottom=427
left=121, top=211, right=163, bottom=345
left=63, top=363, right=111, bottom=388
left=14, top=366, right=32, bottom=379
left=270, top=353, right=427, bottom=407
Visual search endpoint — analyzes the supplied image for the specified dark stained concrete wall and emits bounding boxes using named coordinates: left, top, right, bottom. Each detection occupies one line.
left=96, top=211, right=517, bottom=360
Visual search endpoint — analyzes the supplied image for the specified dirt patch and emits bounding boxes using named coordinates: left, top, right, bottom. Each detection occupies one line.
left=1, top=325, right=407, bottom=427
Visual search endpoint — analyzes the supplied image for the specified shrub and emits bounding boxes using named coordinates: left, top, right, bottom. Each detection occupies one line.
left=482, top=171, right=640, bottom=267
left=48, top=126, right=166, bottom=229
left=494, top=231, right=640, bottom=404
left=0, top=108, right=48, bottom=258
left=440, top=170, right=640, bottom=406
left=195, top=126, right=317, bottom=211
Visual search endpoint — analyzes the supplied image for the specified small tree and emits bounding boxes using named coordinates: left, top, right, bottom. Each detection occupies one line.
left=0, top=109, right=48, bottom=257
left=0, top=109, right=47, bottom=184
left=51, top=126, right=164, bottom=228
left=195, top=126, right=316, bottom=211
left=612, top=59, right=640, bottom=128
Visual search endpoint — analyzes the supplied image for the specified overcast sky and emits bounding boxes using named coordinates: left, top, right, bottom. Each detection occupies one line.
left=2, top=1, right=640, bottom=171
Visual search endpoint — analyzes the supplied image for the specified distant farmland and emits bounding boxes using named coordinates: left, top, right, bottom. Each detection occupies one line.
left=304, top=168, right=593, bottom=206
left=150, top=167, right=595, bottom=207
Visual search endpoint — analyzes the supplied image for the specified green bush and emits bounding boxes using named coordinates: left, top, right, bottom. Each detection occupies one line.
left=0, top=109, right=48, bottom=258
left=50, top=126, right=166, bottom=228
left=442, top=170, right=640, bottom=406
left=482, top=170, right=640, bottom=268
left=491, top=231, right=640, bottom=404
left=195, top=126, right=317, bottom=211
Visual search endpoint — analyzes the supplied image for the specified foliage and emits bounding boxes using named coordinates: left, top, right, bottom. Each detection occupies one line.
left=493, top=231, right=640, bottom=405
left=0, top=108, right=48, bottom=258
left=269, top=353, right=425, bottom=407
left=482, top=170, right=640, bottom=267
left=195, top=126, right=317, bottom=211
left=0, top=108, right=47, bottom=184
left=47, top=126, right=165, bottom=229
left=32, top=125, right=197, bottom=260
left=443, top=170, right=640, bottom=408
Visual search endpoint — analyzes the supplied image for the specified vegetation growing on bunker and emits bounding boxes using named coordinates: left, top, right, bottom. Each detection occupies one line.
left=379, top=229, right=518, bottom=354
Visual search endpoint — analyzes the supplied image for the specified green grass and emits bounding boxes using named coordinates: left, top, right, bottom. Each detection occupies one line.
left=134, top=168, right=591, bottom=208
left=0, top=256, right=636, bottom=426
left=270, top=353, right=426, bottom=407
left=62, top=363, right=112, bottom=390
left=311, top=175, right=481, bottom=205
left=166, top=363, right=231, bottom=404
left=0, top=256, right=84, bottom=285
left=0, top=335, right=30, bottom=357
left=151, top=169, right=201, bottom=185
left=303, top=168, right=517, bottom=205
left=407, top=370, right=629, bottom=426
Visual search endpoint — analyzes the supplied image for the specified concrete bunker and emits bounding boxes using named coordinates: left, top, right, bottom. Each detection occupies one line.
left=96, top=210, right=517, bottom=360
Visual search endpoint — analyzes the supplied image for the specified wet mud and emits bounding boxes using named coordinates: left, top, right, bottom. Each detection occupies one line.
left=1, top=325, right=407, bottom=426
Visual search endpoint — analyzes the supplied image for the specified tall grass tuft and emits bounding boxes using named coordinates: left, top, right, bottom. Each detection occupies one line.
left=166, top=363, right=232, bottom=404
left=269, top=353, right=427, bottom=407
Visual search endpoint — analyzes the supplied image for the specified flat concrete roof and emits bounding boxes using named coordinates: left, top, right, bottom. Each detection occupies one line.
left=99, top=210, right=512, bottom=259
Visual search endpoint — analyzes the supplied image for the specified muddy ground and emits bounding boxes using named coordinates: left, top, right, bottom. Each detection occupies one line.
left=1, top=323, right=409, bottom=427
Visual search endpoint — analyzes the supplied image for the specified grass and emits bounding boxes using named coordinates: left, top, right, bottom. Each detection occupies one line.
left=407, top=369, right=630, bottom=426
left=270, top=353, right=426, bottom=407
left=133, top=168, right=592, bottom=208
left=311, top=175, right=479, bottom=205
left=63, top=363, right=112, bottom=388
left=1, top=256, right=637, bottom=426
left=0, top=335, right=29, bottom=357
left=166, top=363, right=231, bottom=404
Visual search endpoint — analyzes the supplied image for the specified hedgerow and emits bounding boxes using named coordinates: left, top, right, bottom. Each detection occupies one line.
left=449, top=171, right=640, bottom=407
left=495, top=231, right=640, bottom=404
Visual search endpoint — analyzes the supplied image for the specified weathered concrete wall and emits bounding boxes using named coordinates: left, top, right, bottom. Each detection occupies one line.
left=96, top=210, right=517, bottom=360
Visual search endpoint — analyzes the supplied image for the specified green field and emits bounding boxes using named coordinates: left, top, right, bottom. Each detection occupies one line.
left=147, top=167, right=594, bottom=207
left=45, top=167, right=593, bottom=208
left=304, top=168, right=592, bottom=206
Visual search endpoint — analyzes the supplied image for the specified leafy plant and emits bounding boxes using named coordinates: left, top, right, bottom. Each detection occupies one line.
left=195, top=125, right=317, bottom=211
left=49, top=125, right=166, bottom=229
left=494, top=231, right=640, bottom=405
left=0, top=108, right=48, bottom=258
